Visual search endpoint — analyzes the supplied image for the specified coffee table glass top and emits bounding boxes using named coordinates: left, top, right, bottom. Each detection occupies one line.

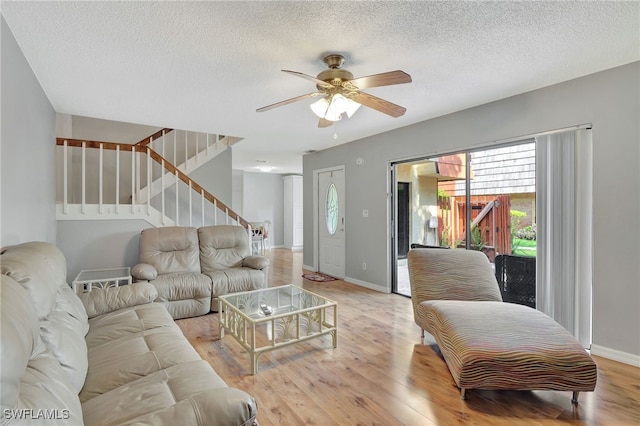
left=218, top=284, right=338, bottom=374
left=221, top=284, right=334, bottom=320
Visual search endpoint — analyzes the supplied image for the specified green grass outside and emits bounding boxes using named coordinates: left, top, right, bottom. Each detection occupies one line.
left=512, top=238, right=536, bottom=257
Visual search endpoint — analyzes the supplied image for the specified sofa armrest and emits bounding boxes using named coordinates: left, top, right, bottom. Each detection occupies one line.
left=132, top=262, right=158, bottom=281
left=79, top=282, right=158, bottom=318
left=126, top=387, right=258, bottom=426
left=242, top=256, right=270, bottom=270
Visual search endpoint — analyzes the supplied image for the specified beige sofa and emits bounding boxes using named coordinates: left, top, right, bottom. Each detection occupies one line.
left=132, top=225, right=270, bottom=320
left=1, top=241, right=258, bottom=425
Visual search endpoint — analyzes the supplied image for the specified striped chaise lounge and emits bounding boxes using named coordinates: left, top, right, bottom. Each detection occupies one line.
left=407, top=248, right=597, bottom=404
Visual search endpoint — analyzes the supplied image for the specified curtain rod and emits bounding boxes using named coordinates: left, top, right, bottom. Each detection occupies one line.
left=389, top=123, right=593, bottom=165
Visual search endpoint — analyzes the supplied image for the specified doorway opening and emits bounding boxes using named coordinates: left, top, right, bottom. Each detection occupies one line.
left=397, top=182, right=410, bottom=259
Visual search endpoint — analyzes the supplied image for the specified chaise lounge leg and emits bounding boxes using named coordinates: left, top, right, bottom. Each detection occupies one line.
left=460, top=388, right=466, bottom=400
left=571, top=391, right=579, bottom=405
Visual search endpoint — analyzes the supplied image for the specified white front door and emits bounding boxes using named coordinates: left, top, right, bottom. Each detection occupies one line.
left=317, top=168, right=345, bottom=278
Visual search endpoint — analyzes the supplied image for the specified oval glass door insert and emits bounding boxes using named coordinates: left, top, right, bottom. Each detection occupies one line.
left=326, top=183, right=339, bottom=235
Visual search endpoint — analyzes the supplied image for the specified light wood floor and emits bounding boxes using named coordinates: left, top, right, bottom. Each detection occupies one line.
left=177, top=249, right=640, bottom=426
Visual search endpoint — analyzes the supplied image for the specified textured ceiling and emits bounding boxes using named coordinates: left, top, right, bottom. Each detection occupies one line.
left=2, top=1, right=639, bottom=174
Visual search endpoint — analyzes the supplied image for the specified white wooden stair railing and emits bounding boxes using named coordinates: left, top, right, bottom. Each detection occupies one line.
left=56, top=137, right=249, bottom=231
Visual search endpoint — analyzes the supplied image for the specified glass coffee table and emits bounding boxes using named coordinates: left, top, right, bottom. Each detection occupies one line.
left=218, top=285, right=337, bottom=374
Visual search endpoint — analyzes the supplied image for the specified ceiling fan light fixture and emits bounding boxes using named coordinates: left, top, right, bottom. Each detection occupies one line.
left=310, top=97, right=330, bottom=118
left=345, top=99, right=361, bottom=118
left=310, top=94, right=360, bottom=122
left=330, top=94, right=349, bottom=114
left=324, top=98, right=343, bottom=122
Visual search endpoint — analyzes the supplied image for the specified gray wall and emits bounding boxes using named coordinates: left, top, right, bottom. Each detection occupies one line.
left=152, top=148, right=234, bottom=227
left=190, top=147, right=232, bottom=207
left=303, top=62, right=640, bottom=358
left=57, top=220, right=149, bottom=281
left=241, top=171, right=285, bottom=247
left=68, top=115, right=160, bottom=144
left=1, top=17, right=57, bottom=246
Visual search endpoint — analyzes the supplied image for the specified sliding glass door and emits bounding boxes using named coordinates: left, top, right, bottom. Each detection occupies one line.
left=391, top=129, right=592, bottom=347
left=392, top=142, right=536, bottom=297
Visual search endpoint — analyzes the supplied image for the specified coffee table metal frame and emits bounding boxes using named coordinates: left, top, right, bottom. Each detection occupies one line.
left=218, top=284, right=337, bottom=374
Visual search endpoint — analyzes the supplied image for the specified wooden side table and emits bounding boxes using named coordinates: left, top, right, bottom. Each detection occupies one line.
left=72, top=267, right=132, bottom=294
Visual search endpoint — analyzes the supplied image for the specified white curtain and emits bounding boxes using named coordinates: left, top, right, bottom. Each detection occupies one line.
left=536, top=129, right=592, bottom=348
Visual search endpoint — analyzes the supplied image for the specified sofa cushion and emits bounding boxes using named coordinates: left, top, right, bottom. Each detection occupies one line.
left=421, top=299, right=597, bottom=392
left=57, top=285, right=90, bottom=335
left=79, top=281, right=158, bottom=318
left=2, top=242, right=90, bottom=395
left=243, top=255, right=270, bottom=270
left=132, top=262, right=158, bottom=280
left=113, top=388, right=258, bottom=426
left=139, top=226, right=201, bottom=274
left=81, top=302, right=198, bottom=402
left=209, top=268, right=265, bottom=297
left=199, top=225, right=251, bottom=272
left=150, top=272, right=212, bottom=319
left=151, top=273, right=212, bottom=302
left=1, top=275, right=84, bottom=425
left=85, top=303, right=176, bottom=349
left=81, top=360, right=246, bottom=426
left=81, top=327, right=202, bottom=402
left=408, top=248, right=503, bottom=302
left=40, top=305, right=89, bottom=394
left=0, top=241, right=68, bottom=320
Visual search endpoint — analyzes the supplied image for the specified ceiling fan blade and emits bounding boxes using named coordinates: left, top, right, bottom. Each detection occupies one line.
left=349, top=70, right=412, bottom=90
left=282, top=70, right=334, bottom=89
left=353, top=92, right=407, bottom=118
left=256, top=92, right=322, bottom=112
left=318, top=118, right=333, bottom=128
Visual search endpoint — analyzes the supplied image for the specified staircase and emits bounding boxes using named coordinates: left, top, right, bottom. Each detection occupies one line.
left=133, top=128, right=241, bottom=204
left=56, top=128, right=248, bottom=230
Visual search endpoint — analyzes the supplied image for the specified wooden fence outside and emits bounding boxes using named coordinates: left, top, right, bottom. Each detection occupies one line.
left=438, top=194, right=512, bottom=261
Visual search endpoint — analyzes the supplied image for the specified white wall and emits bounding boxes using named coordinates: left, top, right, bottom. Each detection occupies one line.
left=303, top=62, right=640, bottom=360
left=283, top=175, right=303, bottom=250
left=1, top=17, right=57, bottom=246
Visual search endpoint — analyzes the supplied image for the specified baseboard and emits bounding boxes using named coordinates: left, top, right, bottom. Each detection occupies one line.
left=302, top=264, right=315, bottom=272
left=590, top=344, right=640, bottom=367
left=288, top=246, right=303, bottom=252
left=344, top=276, right=390, bottom=294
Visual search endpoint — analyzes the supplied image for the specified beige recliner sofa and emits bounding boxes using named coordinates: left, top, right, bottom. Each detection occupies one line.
left=1, top=241, right=257, bottom=425
left=132, top=225, right=269, bottom=319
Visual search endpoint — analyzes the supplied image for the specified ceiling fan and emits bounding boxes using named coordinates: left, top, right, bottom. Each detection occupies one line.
left=256, top=54, right=412, bottom=128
